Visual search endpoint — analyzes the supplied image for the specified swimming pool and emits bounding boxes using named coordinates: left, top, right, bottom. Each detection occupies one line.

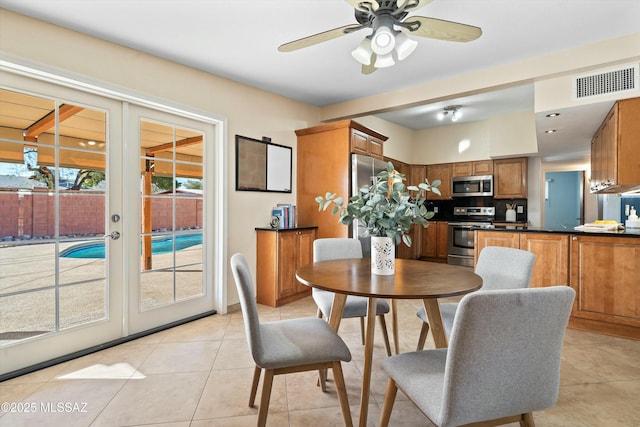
left=60, top=234, right=203, bottom=258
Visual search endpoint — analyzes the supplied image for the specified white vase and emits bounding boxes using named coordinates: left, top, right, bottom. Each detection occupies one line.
left=371, top=236, right=395, bottom=275
left=506, top=209, right=516, bottom=222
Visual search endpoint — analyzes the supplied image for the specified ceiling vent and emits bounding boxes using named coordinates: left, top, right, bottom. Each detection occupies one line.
left=573, top=63, right=639, bottom=100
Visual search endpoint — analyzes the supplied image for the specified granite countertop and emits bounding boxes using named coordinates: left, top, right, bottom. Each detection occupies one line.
left=485, top=225, right=640, bottom=237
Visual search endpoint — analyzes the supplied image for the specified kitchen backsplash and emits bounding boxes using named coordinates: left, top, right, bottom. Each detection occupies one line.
left=427, top=197, right=528, bottom=223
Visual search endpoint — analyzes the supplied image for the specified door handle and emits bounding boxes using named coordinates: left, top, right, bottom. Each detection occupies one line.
left=104, top=231, right=121, bottom=240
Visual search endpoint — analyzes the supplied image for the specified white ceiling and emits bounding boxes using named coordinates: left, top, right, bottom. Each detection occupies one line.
left=2, top=0, right=639, bottom=161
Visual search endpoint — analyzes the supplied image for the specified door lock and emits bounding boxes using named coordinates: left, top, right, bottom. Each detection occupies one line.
left=104, top=231, right=121, bottom=240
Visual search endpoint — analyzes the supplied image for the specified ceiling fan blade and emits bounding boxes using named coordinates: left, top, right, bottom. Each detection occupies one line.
left=361, top=53, right=377, bottom=75
left=345, top=0, right=380, bottom=11
left=397, top=0, right=434, bottom=11
left=278, top=24, right=363, bottom=52
left=402, top=16, right=482, bottom=42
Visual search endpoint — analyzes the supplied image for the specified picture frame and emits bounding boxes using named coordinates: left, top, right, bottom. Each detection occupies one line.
left=235, top=135, right=292, bottom=193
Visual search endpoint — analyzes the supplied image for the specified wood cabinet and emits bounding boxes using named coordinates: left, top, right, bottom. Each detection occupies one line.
left=426, top=163, right=452, bottom=200
left=475, top=230, right=569, bottom=289
left=569, top=234, right=640, bottom=339
left=296, top=120, right=388, bottom=239
left=409, top=164, right=427, bottom=198
left=350, top=127, right=385, bottom=159
left=420, top=221, right=449, bottom=260
left=590, top=97, right=640, bottom=193
left=493, top=157, right=528, bottom=199
left=452, top=160, right=493, bottom=177
left=255, top=227, right=316, bottom=307
left=397, top=224, right=421, bottom=260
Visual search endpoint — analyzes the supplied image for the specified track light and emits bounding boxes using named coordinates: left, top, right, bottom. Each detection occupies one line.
left=438, top=105, right=463, bottom=122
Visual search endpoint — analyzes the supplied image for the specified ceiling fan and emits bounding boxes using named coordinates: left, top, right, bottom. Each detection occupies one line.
left=278, top=0, right=482, bottom=74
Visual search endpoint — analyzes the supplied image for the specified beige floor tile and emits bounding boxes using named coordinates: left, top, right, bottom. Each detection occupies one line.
left=139, top=340, right=221, bottom=374
left=212, top=339, right=254, bottom=370
left=91, top=372, right=206, bottom=426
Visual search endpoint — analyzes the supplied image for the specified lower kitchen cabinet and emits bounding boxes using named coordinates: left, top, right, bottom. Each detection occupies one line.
left=420, top=221, right=449, bottom=261
left=255, top=227, right=316, bottom=307
left=476, top=229, right=640, bottom=340
left=475, top=230, right=569, bottom=288
left=569, top=234, right=640, bottom=339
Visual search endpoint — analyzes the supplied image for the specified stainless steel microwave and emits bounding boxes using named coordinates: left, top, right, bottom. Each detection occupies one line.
left=451, top=175, right=494, bottom=197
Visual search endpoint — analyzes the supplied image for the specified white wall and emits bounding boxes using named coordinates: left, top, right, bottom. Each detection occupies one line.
left=0, top=10, right=321, bottom=308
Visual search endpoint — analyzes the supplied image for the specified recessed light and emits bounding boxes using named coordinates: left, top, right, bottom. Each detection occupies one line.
left=545, top=129, right=557, bottom=134
left=545, top=113, right=560, bottom=118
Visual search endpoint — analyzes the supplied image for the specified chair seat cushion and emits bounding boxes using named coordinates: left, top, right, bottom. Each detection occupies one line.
left=313, top=288, right=390, bottom=318
left=416, top=302, right=458, bottom=335
left=256, top=317, right=352, bottom=369
left=381, top=349, right=448, bottom=423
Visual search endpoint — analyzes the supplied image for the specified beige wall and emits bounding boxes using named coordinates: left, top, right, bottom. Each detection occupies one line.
left=0, top=10, right=321, bottom=308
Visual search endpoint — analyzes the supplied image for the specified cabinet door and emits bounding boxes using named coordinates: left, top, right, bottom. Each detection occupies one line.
left=519, top=233, right=569, bottom=288
left=421, top=221, right=438, bottom=258
left=474, top=230, right=520, bottom=260
left=426, top=164, right=452, bottom=200
left=295, top=229, right=315, bottom=292
left=473, top=160, right=493, bottom=175
left=436, top=221, right=449, bottom=258
left=494, top=158, right=527, bottom=199
left=397, top=224, right=420, bottom=259
left=409, top=165, right=427, bottom=198
left=452, top=162, right=472, bottom=177
left=570, top=235, right=640, bottom=326
left=350, top=129, right=369, bottom=156
left=277, top=231, right=299, bottom=299
left=369, top=136, right=384, bottom=159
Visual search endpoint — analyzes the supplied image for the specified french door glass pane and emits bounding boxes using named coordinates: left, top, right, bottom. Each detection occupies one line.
left=138, top=120, right=204, bottom=310
left=0, top=88, right=107, bottom=346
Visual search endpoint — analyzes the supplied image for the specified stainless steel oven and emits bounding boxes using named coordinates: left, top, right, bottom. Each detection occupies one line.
left=447, top=207, right=495, bottom=267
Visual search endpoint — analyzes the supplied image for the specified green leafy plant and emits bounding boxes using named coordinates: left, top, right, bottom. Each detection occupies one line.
left=316, top=162, right=441, bottom=247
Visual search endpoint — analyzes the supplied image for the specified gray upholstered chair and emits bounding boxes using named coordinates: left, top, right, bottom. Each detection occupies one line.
left=230, top=253, right=353, bottom=427
left=416, top=246, right=536, bottom=350
left=313, top=238, right=392, bottom=356
left=380, top=286, right=575, bottom=427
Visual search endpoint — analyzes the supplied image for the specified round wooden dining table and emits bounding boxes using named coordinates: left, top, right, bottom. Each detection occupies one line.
left=296, top=258, right=482, bottom=427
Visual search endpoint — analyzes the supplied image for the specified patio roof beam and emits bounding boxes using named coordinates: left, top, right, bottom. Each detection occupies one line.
left=145, top=135, right=202, bottom=155
left=23, top=104, right=84, bottom=139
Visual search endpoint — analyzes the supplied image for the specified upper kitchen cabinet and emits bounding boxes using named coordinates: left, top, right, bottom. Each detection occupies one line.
left=426, top=163, right=452, bottom=200
left=493, top=157, right=528, bottom=199
left=296, top=120, right=388, bottom=239
left=350, top=125, right=386, bottom=159
left=452, top=160, right=493, bottom=177
left=408, top=164, right=427, bottom=198
left=590, top=97, right=640, bottom=193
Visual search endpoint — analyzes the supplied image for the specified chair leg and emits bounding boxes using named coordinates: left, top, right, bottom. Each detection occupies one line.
left=249, top=365, right=261, bottom=407
left=359, top=316, right=365, bottom=345
left=319, top=368, right=328, bottom=392
left=520, top=412, right=535, bottom=427
left=379, top=377, right=399, bottom=427
left=416, top=322, right=430, bottom=351
left=332, top=361, right=354, bottom=427
left=378, top=315, right=392, bottom=357
left=257, top=369, right=274, bottom=427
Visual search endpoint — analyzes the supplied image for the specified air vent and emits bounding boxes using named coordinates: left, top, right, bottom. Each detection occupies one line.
left=574, top=63, right=639, bottom=99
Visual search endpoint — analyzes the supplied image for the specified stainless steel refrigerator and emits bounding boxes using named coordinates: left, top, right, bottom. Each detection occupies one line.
left=351, top=153, right=389, bottom=257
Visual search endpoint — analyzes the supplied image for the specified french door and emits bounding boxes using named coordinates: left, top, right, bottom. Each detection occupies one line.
left=0, top=71, right=220, bottom=376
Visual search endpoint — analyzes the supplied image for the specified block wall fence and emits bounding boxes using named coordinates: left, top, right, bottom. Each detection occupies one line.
left=0, top=188, right=203, bottom=238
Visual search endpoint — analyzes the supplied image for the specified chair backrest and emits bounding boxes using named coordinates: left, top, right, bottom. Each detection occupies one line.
left=439, top=286, right=575, bottom=427
left=230, top=253, right=263, bottom=363
left=475, top=246, right=536, bottom=291
left=313, top=238, right=363, bottom=262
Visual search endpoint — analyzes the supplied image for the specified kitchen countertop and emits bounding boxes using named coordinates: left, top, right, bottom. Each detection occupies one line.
left=482, top=225, right=640, bottom=237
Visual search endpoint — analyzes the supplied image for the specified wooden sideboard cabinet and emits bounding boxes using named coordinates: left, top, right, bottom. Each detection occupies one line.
left=493, top=157, right=528, bottom=198
left=255, top=227, right=316, bottom=307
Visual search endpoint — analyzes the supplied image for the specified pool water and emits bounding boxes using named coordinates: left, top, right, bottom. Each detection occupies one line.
left=60, top=234, right=203, bottom=258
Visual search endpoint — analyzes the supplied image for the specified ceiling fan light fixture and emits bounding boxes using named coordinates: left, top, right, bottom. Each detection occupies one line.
left=352, top=37, right=373, bottom=65
left=394, top=31, right=418, bottom=61
left=374, top=52, right=395, bottom=68
left=371, top=25, right=396, bottom=55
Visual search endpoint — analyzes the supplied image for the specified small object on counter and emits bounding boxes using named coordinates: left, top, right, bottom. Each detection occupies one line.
left=505, top=203, right=517, bottom=222
left=629, top=206, right=638, bottom=221
left=575, top=222, right=625, bottom=232
left=625, top=206, right=639, bottom=228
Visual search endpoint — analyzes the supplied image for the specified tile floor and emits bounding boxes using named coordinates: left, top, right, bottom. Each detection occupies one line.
left=1, top=296, right=639, bottom=426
